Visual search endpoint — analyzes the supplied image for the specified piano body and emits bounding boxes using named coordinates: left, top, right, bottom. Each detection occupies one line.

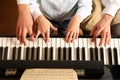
left=0, top=36, right=120, bottom=79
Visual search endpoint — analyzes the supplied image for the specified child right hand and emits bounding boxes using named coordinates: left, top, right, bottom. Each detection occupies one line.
left=36, top=15, right=57, bottom=43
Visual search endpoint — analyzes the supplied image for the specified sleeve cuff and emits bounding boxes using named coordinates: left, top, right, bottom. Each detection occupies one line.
left=76, top=8, right=92, bottom=22
left=102, top=3, right=120, bottom=17
left=30, top=6, right=42, bottom=21
left=17, top=0, right=30, bottom=4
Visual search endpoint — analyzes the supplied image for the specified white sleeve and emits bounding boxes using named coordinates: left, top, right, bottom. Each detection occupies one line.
left=76, top=0, right=92, bottom=21
left=102, top=0, right=120, bottom=17
left=30, top=0, right=42, bottom=21
left=17, top=0, right=30, bottom=4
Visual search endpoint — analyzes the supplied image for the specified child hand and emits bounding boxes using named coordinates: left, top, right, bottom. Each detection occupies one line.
left=37, top=15, right=57, bottom=43
left=65, top=15, right=82, bottom=43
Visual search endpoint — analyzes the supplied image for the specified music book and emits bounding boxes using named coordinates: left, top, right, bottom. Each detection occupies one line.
left=20, top=68, right=78, bottom=80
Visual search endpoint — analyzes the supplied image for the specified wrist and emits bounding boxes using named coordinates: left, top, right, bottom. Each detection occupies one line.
left=102, top=14, right=113, bottom=23
left=18, top=4, right=30, bottom=15
left=72, top=14, right=82, bottom=23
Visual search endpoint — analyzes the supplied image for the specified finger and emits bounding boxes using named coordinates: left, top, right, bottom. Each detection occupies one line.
left=65, top=31, right=70, bottom=42
left=50, top=25, right=57, bottom=31
left=21, top=29, right=28, bottom=45
left=90, top=26, right=96, bottom=36
left=41, top=32, right=46, bottom=43
left=99, top=33, right=106, bottom=46
left=92, top=29, right=101, bottom=42
left=75, top=32, right=79, bottom=39
left=28, top=27, right=35, bottom=41
left=71, top=32, right=76, bottom=42
left=16, top=26, right=22, bottom=41
left=45, top=31, right=50, bottom=43
left=105, top=33, right=111, bottom=46
left=68, top=32, right=74, bottom=43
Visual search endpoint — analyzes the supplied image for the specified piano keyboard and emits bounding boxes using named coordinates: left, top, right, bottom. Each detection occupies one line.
left=0, top=36, right=120, bottom=65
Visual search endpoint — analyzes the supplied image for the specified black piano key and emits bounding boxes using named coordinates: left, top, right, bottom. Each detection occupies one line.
left=26, top=47, right=30, bottom=60
left=113, top=47, right=118, bottom=65
left=63, top=47, right=66, bottom=60
left=100, top=47, right=104, bottom=62
left=36, top=47, right=40, bottom=60
left=58, top=47, right=61, bottom=60
left=90, top=47, right=94, bottom=60
left=44, top=47, right=48, bottom=60
left=68, top=47, right=71, bottom=60
left=50, top=47, right=53, bottom=60
left=12, top=47, right=16, bottom=60
left=82, top=47, right=85, bottom=60
left=4, top=47, right=8, bottom=60
left=108, top=47, right=112, bottom=65
left=31, top=47, right=34, bottom=60
left=76, top=47, right=80, bottom=60
left=18, top=47, right=21, bottom=60
left=95, top=47, right=98, bottom=61
left=0, top=47, right=3, bottom=60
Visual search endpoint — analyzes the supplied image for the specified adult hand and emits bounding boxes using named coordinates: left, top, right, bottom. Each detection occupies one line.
left=16, top=4, right=34, bottom=45
left=36, top=15, right=57, bottom=43
left=65, top=14, right=82, bottom=43
left=90, top=14, right=113, bottom=46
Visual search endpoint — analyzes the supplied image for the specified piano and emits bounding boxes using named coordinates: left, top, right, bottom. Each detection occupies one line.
left=0, top=36, right=120, bottom=79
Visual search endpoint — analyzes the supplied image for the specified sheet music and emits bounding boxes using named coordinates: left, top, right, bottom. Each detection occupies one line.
left=20, top=69, right=78, bottom=80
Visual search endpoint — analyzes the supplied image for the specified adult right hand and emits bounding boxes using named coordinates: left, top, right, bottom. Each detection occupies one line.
left=16, top=4, right=34, bottom=45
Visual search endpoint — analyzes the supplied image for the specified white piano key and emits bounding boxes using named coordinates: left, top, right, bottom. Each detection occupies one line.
left=118, top=39, right=120, bottom=65
left=70, top=39, right=79, bottom=60
left=33, top=39, right=39, bottom=60
left=2, top=38, right=7, bottom=47
left=38, top=38, right=43, bottom=60
left=20, top=44, right=25, bottom=60
left=113, top=38, right=119, bottom=65
left=110, top=39, right=115, bottom=65
left=27, top=40, right=33, bottom=60
left=21, top=40, right=29, bottom=60
left=60, top=38, right=65, bottom=60
left=6, top=38, right=12, bottom=60
left=42, top=39, right=47, bottom=60
left=82, top=38, right=88, bottom=61
left=7, top=38, right=16, bottom=60
left=2, top=38, right=7, bottom=60
left=12, top=38, right=18, bottom=60
left=51, top=38, right=56, bottom=60
left=78, top=38, right=82, bottom=60
left=96, top=38, right=101, bottom=61
left=64, top=40, right=69, bottom=60
left=56, top=38, right=61, bottom=60
left=55, top=38, right=61, bottom=60
left=87, top=38, right=95, bottom=61
left=105, top=45, right=111, bottom=65
left=47, top=38, right=51, bottom=60
left=72, top=39, right=78, bottom=60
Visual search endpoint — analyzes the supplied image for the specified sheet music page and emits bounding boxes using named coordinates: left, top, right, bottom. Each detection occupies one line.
left=20, top=69, right=78, bottom=80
